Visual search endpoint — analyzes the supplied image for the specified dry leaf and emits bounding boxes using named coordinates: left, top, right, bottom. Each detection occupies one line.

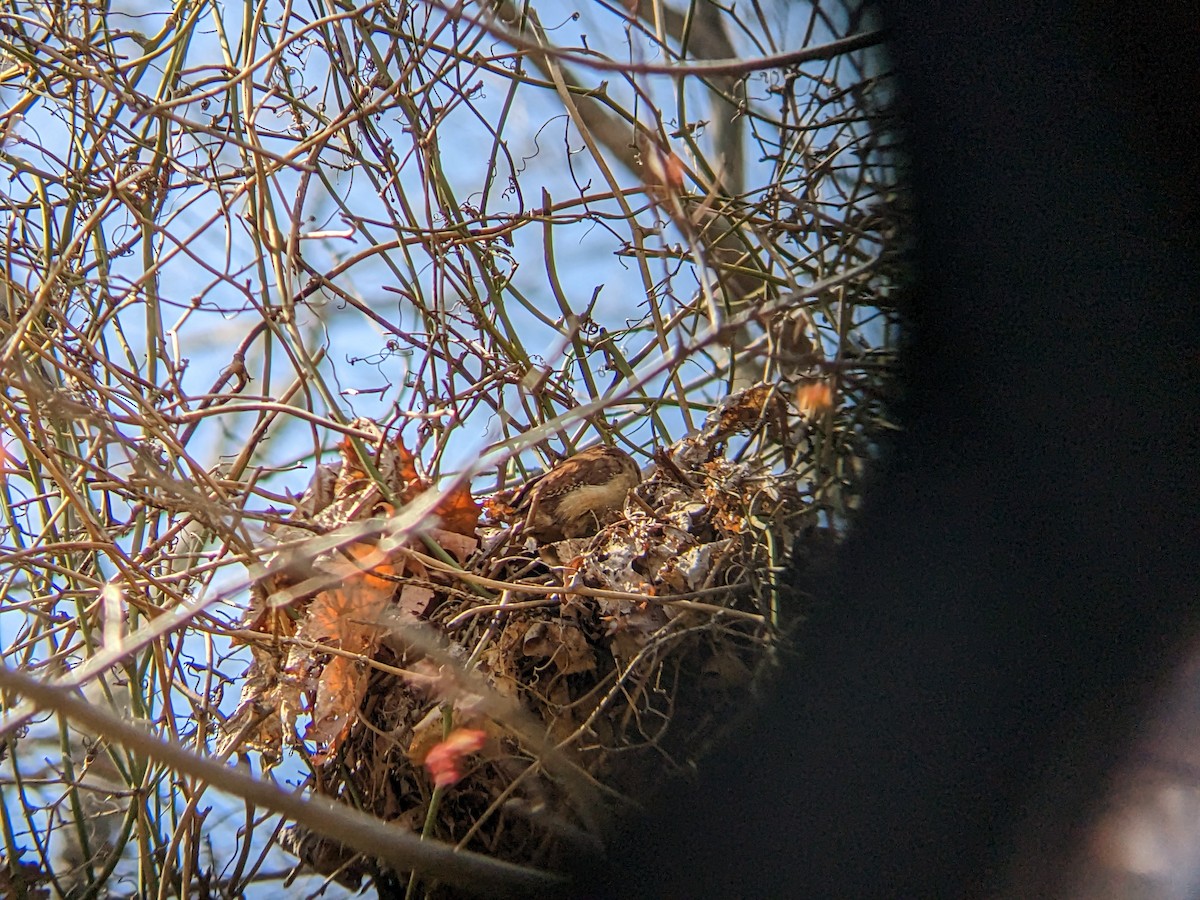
left=521, top=621, right=596, bottom=676
left=230, top=420, right=488, bottom=775
left=429, top=527, right=477, bottom=564
left=386, top=433, right=481, bottom=536
left=483, top=493, right=519, bottom=520
left=397, top=583, right=436, bottom=623
left=390, top=436, right=427, bottom=505
left=299, top=543, right=399, bottom=760
left=713, top=384, right=788, bottom=439
left=433, top=480, right=482, bottom=537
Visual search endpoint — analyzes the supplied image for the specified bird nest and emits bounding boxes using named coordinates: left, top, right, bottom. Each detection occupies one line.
left=223, top=384, right=822, bottom=895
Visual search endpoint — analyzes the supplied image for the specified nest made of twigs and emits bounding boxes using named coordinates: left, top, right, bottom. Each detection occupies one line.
left=222, top=385, right=822, bottom=895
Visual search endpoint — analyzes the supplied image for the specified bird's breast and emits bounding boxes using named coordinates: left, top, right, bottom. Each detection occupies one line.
left=552, top=479, right=633, bottom=522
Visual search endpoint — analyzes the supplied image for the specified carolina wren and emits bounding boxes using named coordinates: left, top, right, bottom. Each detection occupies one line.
left=511, top=446, right=641, bottom=541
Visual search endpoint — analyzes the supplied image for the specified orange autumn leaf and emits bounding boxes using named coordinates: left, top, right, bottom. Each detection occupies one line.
left=482, top=494, right=517, bottom=518
left=391, top=436, right=428, bottom=505
left=301, top=542, right=400, bottom=760
left=342, top=432, right=480, bottom=537
left=303, top=544, right=398, bottom=644
left=305, top=655, right=365, bottom=761
left=389, top=434, right=481, bottom=537
left=714, top=508, right=748, bottom=535
left=244, top=422, right=483, bottom=764
left=334, top=429, right=428, bottom=505
left=433, top=479, right=481, bottom=537
left=423, top=728, right=487, bottom=787
left=642, top=142, right=690, bottom=219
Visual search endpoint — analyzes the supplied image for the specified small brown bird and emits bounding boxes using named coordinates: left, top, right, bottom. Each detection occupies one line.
left=511, top=446, right=641, bottom=542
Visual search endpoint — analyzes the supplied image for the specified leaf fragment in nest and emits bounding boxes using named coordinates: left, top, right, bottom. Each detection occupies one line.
left=710, top=383, right=790, bottom=439
left=226, top=425, right=482, bottom=764
left=344, top=428, right=481, bottom=535
left=521, top=621, right=597, bottom=676
left=301, top=543, right=399, bottom=760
